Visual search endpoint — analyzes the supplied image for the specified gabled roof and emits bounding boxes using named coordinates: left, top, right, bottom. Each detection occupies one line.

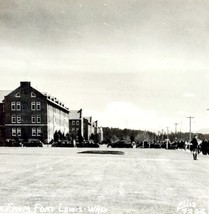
left=4, top=82, right=46, bottom=100
left=1, top=82, right=69, bottom=112
left=84, top=116, right=92, bottom=125
left=69, top=110, right=82, bottom=120
left=0, top=90, right=12, bottom=102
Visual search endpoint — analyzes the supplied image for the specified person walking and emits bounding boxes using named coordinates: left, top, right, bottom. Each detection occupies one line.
left=201, top=139, right=208, bottom=155
left=190, top=135, right=199, bottom=160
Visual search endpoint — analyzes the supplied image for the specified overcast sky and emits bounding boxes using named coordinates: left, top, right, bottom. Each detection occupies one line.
left=1, top=0, right=209, bottom=133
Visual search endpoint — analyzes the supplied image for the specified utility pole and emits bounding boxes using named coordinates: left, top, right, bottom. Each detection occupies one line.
left=174, top=123, right=179, bottom=134
left=166, top=127, right=169, bottom=149
left=187, top=116, right=194, bottom=143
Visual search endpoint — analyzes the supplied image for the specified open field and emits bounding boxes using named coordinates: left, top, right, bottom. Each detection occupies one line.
left=0, top=146, right=209, bottom=214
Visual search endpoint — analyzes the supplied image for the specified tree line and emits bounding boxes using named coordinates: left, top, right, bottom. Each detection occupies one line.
left=102, top=127, right=209, bottom=143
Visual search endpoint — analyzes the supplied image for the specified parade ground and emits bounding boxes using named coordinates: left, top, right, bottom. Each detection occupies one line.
left=0, top=146, right=209, bottom=214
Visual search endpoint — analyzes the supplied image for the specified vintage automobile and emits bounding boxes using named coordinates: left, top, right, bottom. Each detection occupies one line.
left=1, top=140, right=23, bottom=147
left=76, top=140, right=99, bottom=148
left=107, top=140, right=133, bottom=148
left=51, top=140, right=74, bottom=147
left=23, top=140, right=43, bottom=147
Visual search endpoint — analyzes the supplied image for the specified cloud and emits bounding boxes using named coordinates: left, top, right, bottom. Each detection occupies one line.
left=183, top=92, right=196, bottom=98
left=84, top=101, right=172, bottom=132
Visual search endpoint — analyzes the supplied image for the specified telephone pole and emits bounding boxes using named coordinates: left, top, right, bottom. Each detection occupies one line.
left=187, top=116, right=194, bottom=143
left=174, top=123, right=179, bottom=134
left=166, top=127, right=169, bottom=149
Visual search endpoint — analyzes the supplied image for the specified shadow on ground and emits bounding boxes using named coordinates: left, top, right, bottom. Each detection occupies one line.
left=78, top=150, right=125, bottom=155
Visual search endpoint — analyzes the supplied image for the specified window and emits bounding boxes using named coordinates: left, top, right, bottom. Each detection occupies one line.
left=12, top=115, right=16, bottom=123
left=11, top=102, right=15, bottom=111
left=36, top=102, right=41, bottom=110
left=72, top=121, right=75, bottom=125
left=32, top=116, right=36, bottom=123
left=37, top=128, right=41, bottom=136
left=76, top=121, right=79, bottom=126
left=37, top=115, right=41, bottom=123
left=31, top=102, right=41, bottom=110
left=17, top=128, right=21, bottom=136
left=32, top=128, right=36, bottom=136
left=72, top=128, right=75, bottom=132
left=31, top=92, right=36, bottom=97
left=16, top=102, right=21, bottom=111
left=31, top=102, right=36, bottom=110
left=17, top=115, right=21, bottom=123
left=15, top=92, right=20, bottom=97
left=12, top=128, right=16, bottom=136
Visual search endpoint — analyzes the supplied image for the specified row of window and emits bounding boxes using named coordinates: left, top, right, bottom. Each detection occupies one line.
left=11, top=115, right=41, bottom=123
left=12, top=127, right=42, bottom=137
left=71, top=128, right=79, bottom=132
left=11, top=102, right=41, bottom=111
left=72, top=121, right=80, bottom=126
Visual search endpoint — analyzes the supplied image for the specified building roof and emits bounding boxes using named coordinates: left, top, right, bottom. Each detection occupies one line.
left=0, top=90, right=12, bottom=102
left=45, top=93, right=69, bottom=112
left=0, top=82, right=69, bottom=111
left=69, top=110, right=82, bottom=120
left=83, top=116, right=92, bottom=125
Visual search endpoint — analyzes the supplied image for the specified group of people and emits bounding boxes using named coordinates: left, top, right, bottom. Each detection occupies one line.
left=190, top=135, right=209, bottom=160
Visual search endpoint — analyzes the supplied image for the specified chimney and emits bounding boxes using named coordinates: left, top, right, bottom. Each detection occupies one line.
left=20, top=81, right=31, bottom=87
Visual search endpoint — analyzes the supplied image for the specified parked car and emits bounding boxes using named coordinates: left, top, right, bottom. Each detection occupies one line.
left=76, top=140, right=99, bottom=148
left=23, top=140, right=43, bottom=147
left=136, top=141, right=149, bottom=148
left=2, top=140, right=23, bottom=147
left=51, top=140, right=74, bottom=147
left=107, top=140, right=133, bottom=148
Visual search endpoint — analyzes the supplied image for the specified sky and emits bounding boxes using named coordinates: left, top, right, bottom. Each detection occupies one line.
left=1, top=0, right=209, bottom=133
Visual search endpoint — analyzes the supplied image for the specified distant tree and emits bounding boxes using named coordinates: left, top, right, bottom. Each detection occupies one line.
left=78, top=133, right=84, bottom=143
left=130, top=134, right=135, bottom=143
left=54, top=131, right=59, bottom=142
left=112, top=135, right=118, bottom=142
left=38, top=133, right=44, bottom=143
left=14, top=136, right=20, bottom=143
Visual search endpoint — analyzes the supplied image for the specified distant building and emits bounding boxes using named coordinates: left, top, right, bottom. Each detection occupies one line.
left=83, top=116, right=93, bottom=141
left=69, top=113, right=100, bottom=142
left=69, top=109, right=83, bottom=141
left=68, top=111, right=93, bottom=141
left=0, top=81, right=69, bottom=143
left=98, top=126, right=103, bottom=143
left=0, top=103, right=5, bottom=143
left=92, top=120, right=98, bottom=134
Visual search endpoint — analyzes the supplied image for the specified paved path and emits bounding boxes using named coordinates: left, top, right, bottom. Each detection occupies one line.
left=0, top=147, right=208, bottom=214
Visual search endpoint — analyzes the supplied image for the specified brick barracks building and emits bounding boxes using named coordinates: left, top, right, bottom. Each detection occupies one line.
left=0, top=81, right=102, bottom=144
left=0, top=82, right=69, bottom=143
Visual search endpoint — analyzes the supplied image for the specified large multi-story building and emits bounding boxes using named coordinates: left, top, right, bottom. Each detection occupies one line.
left=0, top=103, right=5, bottom=143
left=0, top=81, right=69, bottom=143
left=69, top=111, right=101, bottom=142
left=69, top=109, right=83, bottom=140
left=0, top=81, right=102, bottom=144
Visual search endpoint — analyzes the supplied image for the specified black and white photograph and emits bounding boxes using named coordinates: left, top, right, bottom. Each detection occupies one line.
left=0, top=0, right=209, bottom=213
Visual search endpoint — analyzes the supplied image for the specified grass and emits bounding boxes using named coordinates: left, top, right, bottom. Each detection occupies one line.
left=0, top=147, right=209, bottom=214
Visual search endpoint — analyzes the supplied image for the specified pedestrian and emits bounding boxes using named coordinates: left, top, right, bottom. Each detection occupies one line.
left=190, top=135, right=199, bottom=160
left=201, top=139, right=208, bottom=155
